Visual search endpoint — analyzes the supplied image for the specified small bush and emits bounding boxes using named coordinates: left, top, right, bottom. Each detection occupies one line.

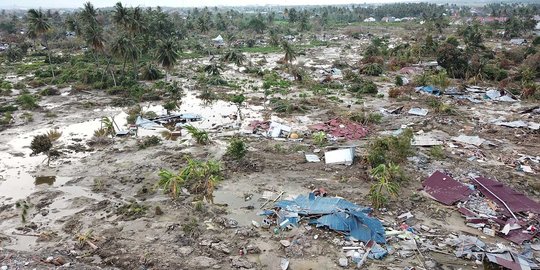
left=388, top=87, right=402, bottom=98
left=350, top=111, right=382, bottom=124
left=360, top=63, right=383, bottom=76
left=367, top=128, right=413, bottom=167
left=138, top=135, right=162, bottom=149
left=395, top=76, right=403, bottom=86
left=349, top=80, right=378, bottom=95
left=0, top=105, right=17, bottom=113
left=40, top=87, right=60, bottom=96
left=426, top=97, right=455, bottom=115
left=429, top=145, right=445, bottom=160
left=184, top=125, right=210, bottom=145
left=16, top=94, right=39, bottom=110
left=226, top=137, right=247, bottom=160
left=312, top=131, right=327, bottom=147
left=368, top=163, right=403, bottom=209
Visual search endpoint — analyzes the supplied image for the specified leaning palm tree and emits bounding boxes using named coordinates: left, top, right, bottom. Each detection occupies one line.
left=155, top=39, right=180, bottom=81
left=27, top=9, right=54, bottom=78
left=281, top=40, right=296, bottom=64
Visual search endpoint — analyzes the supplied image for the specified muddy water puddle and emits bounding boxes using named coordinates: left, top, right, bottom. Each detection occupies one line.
left=0, top=116, right=111, bottom=202
left=213, top=179, right=310, bottom=227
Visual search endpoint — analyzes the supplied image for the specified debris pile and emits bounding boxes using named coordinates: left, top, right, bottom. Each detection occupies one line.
left=262, top=193, right=386, bottom=244
left=309, top=118, right=368, bottom=140
left=423, top=171, right=540, bottom=244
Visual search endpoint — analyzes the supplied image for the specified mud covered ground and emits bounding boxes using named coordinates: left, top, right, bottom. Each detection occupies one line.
left=1, top=41, right=539, bottom=270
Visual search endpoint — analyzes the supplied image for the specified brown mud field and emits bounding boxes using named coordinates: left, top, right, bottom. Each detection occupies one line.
left=1, top=43, right=540, bottom=270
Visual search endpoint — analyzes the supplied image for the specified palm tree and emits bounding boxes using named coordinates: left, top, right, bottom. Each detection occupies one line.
left=281, top=40, right=296, bottom=64
left=222, top=50, right=246, bottom=66
left=156, top=39, right=180, bottom=81
left=84, top=23, right=105, bottom=67
left=197, top=16, right=209, bottom=33
left=81, top=2, right=98, bottom=25
left=204, top=63, right=223, bottom=76
left=26, top=9, right=54, bottom=78
left=111, top=35, right=139, bottom=79
left=113, top=2, right=130, bottom=29
left=128, top=7, right=145, bottom=35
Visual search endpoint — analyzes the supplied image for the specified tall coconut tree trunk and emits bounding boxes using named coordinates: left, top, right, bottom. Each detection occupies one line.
left=122, top=59, right=127, bottom=79
left=44, top=38, right=55, bottom=79
left=103, top=56, right=117, bottom=87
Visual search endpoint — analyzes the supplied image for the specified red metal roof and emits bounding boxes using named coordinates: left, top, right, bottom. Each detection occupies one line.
left=422, top=171, right=473, bottom=205
left=474, top=177, right=540, bottom=215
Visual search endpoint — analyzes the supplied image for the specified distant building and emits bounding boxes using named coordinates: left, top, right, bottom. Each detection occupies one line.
left=212, top=35, right=224, bottom=47
left=381, top=16, right=396, bottom=23
left=363, top=17, right=376, bottom=22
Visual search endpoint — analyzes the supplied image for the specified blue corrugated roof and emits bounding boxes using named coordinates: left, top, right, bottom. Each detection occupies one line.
left=271, top=193, right=386, bottom=244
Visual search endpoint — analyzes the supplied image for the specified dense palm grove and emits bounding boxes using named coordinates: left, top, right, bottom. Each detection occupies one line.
left=0, top=2, right=539, bottom=106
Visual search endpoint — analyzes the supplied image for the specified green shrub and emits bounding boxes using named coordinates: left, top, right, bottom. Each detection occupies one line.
left=368, top=163, right=403, bottom=209
left=367, top=128, right=413, bottom=167
left=395, top=76, right=403, bottom=86
left=184, top=125, right=210, bottom=145
left=226, top=137, right=247, bottom=160
left=350, top=111, right=382, bottom=124
left=360, top=63, right=383, bottom=76
left=429, top=145, right=445, bottom=160
left=16, top=94, right=39, bottom=110
left=138, top=135, right=162, bottom=149
left=0, top=105, right=17, bottom=113
left=40, top=87, right=60, bottom=96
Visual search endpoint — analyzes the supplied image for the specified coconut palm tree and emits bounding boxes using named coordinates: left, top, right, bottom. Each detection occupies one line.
left=222, top=50, right=246, bottom=66
left=281, top=40, right=296, bottom=64
left=204, top=63, right=223, bottom=76
left=81, top=2, right=98, bottom=25
left=111, top=35, right=139, bottom=79
left=155, top=39, right=180, bottom=81
left=113, top=2, right=130, bottom=29
left=84, top=23, right=105, bottom=67
left=26, top=9, right=54, bottom=78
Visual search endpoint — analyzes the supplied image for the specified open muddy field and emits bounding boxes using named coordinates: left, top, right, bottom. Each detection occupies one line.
left=1, top=4, right=540, bottom=269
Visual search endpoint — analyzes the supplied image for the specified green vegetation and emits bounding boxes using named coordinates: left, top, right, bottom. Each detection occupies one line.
left=157, top=158, right=222, bottom=201
left=312, top=131, right=327, bottom=147
left=367, top=129, right=413, bottom=167
left=16, top=94, right=39, bottom=110
left=138, top=135, right=162, bottom=149
left=184, top=125, right=210, bottom=145
left=350, top=110, right=383, bottom=124
left=226, top=137, right=247, bottom=160
left=429, top=145, right=446, bottom=160
left=368, top=163, right=403, bottom=209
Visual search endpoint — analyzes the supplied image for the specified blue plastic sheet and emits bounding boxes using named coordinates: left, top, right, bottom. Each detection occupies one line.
left=271, top=193, right=386, bottom=244
left=415, top=85, right=441, bottom=96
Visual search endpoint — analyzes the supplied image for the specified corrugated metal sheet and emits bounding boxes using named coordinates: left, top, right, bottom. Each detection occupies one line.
left=423, top=171, right=473, bottom=205
left=273, top=194, right=385, bottom=244
left=474, top=177, right=540, bottom=215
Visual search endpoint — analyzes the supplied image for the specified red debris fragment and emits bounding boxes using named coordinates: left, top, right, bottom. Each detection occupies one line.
left=309, top=118, right=368, bottom=140
left=474, top=177, right=540, bottom=215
